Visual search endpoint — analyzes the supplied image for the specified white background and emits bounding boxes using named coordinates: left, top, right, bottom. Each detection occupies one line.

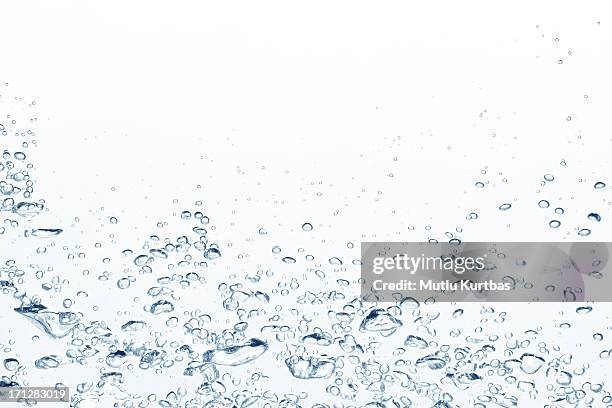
left=2, top=0, right=611, bottom=244
left=2, top=1, right=612, bottom=406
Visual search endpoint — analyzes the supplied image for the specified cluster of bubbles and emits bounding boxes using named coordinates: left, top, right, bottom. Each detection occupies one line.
left=1, top=85, right=612, bottom=408
left=0, top=86, right=45, bottom=236
left=534, top=176, right=606, bottom=237
left=2, top=203, right=612, bottom=407
left=484, top=172, right=607, bottom=237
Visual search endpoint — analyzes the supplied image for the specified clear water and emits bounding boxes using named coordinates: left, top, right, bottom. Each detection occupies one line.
left=1, top=84, right=612, bottom=408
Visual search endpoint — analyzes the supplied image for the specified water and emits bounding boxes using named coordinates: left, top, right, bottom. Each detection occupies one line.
left=150, top=299, right=175, bottom=315
left=519, top=353, right=546, bottom=374
left=30, top=228, right=63, bottom=237
left=359, top=309, right=403, bottom=332
left=14, top=304, right=79, bottom=339
left=404, top=334, right=429, bottom=349
left=1, top=84, right=612, bottom=408
left=285, top=355, right=336, bottom=379
left=34, top=355, right=62, bottom=369
left=202, top=338, right=268, bottom=366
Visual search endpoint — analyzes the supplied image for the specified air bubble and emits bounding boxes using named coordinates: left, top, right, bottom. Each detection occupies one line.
left=594, top=182, right=606, bottom=189
left=587, top=213, right=602, bottom=222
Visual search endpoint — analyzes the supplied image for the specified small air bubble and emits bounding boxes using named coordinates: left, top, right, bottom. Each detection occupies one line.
left=587, top=213, right=602, bottom=222
left=329, top=257, right=343, bottom=265
left=576, top=306, right=592, bottom=314
left=538, top=200, right=550, bottom=208
left=594, top=182, right=606, bottom=189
